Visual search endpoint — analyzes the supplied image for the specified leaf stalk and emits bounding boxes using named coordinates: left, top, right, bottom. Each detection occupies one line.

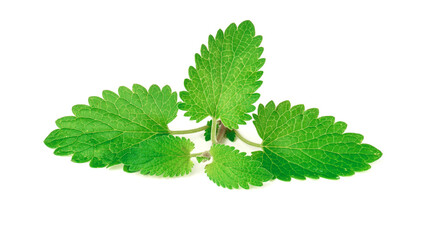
left=234, top=130, right=263, bottom=148
left=169, top=125, right=208, bottom=135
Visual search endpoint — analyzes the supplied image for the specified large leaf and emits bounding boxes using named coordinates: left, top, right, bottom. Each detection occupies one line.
left=179, top=20, right=265, bottom=129
left=252, top=101, right=382, bottom=181
left=44, top=84, right=178, bottom=168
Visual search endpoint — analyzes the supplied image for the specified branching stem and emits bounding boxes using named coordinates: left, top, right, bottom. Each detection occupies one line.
left=169, top=125, right=208, bottom=135
left=170, top=119, right=262, bottom=149
left=234, top=130, right=263, bottom=148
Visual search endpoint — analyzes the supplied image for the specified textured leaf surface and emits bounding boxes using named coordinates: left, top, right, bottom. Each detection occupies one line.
left=44, top=84, right=178, bottom=168
left=179, top=20, right=265, bottom=129
left=120, top=135, right=194, bottom=177
left=252, top=101, right=382, bottom=181
left=206, top=144, right=272, bottom=189
left=204, top=120, right=236, bottom=142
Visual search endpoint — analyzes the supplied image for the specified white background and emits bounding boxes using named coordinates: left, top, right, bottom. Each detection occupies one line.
left=1, top=1, right=426, bottom=239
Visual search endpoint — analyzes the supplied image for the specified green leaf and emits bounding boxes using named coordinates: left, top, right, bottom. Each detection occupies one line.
left=205, top=144, right=273, bottom=189
left=204, top=120, right=236, bottom=142
left=179, top=20, right=265, bottom=129
left=44, top=84, right=178, bottom=168
left=225, top=129, right=236, bottom=142
left=120, top=135, right=194, bottom=177
left=204, top=120, right=212, bottom=141
left=252, top=101, right=382, bottom=181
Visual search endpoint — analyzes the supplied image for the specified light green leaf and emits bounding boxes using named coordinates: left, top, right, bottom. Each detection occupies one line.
left=179, top=20, right=265, bottom=129
left=44, top=84, right=178, bottom=168
left=252, top=101, right=382, bottom=181
left=120, top=135, right=194, bottom=177
left=205, top=144, right=273, bottom=189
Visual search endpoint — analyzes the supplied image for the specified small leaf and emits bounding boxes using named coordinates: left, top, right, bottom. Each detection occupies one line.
left=252, top=101, right=382, bottom=181
left=204, top=120, right=212, bottom=141
left=120, top=135, right=194, bottom=177
left=180, top=20, right=265, bottom=129
left=205, top=144, right=273, bottom=189
left=44, top=84, right=178, bottom=168
left=225, top=130, right=236, bottom=142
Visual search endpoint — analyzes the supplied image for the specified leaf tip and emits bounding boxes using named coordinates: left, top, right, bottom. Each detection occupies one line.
left=238, top=20, right=255, bottom=35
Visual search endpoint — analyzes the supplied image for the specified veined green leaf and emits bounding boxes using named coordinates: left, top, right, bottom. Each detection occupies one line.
left=44, top=84, right=178, bottom=168
left=179, top=20, right=265, bottom=129
left=206, top=144, right=272, bottom=189
left=252, top=101, right=382, bottom=181
left=121, top=135, right=194, bottom=177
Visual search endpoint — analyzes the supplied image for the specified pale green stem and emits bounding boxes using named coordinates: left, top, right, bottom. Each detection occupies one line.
left=169, top=125, right=208, bottom=135
left=234, top=130, right=263, bottom=148
left=211, top=117, right=218, bottom=144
